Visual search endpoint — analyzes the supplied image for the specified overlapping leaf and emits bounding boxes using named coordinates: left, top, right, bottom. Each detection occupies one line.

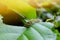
left=0, top=15, right=56, bottom=40
left=0, top=0, right=37, bottom=19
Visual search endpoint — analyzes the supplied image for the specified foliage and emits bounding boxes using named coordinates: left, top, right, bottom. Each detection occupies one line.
left=0, top=0, right=60, bottom=40
left=0, top=16, right=56, bottom=40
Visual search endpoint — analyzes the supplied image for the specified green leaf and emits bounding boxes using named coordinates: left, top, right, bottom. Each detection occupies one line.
left=57, top=20, right=60, bottom=27
left=18, top=22, right=56, bottom=40
left=39, top=22, right=54, bottom=29
left=0, top=24, right=26, bottom=40
left=0, top=15, right=56, bottom=40
left=0, top=15, right=26, bottom=40
left=0, top=0, right=37, bottom=19
left=56, top=33, right=60, bottom=40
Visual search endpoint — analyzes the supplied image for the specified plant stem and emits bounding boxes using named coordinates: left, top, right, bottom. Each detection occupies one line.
left=54, top=13, right=58, bottom=27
